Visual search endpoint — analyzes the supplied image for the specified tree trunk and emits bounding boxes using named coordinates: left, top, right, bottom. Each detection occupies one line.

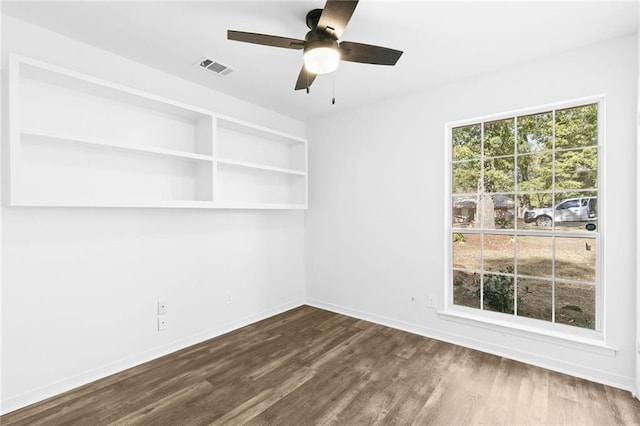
left=475, top=179, right=495, bottom=229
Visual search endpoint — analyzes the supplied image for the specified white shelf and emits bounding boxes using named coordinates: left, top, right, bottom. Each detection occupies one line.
left=18, top=55, right=211, bottom=120
left=7, top=53, right=307, bottom=210
left=8, top=199, right=308, bottom=210
left=213, top=202, right=308, bottom=210
left=21, top=129, right=214, bottom=162
left=217, top=116, right=306, bottom=145
left=217, top=158, right=305, bottom=175
left=9, top=199, right=217, bottom=209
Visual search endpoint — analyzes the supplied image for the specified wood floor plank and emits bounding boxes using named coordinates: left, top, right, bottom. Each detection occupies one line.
left=381, top=341, right=454, bottom=424
left=110, top=381, right=220, bottom=426
left=210, top=366, right=316, bottom=426
left=326, top=349, right=410, bottom=424
left=2, top=305, right=639, bottom=426
left=472, top=357, right=526, bottom=424
left=604, top=385, right=640, bottom=425
left=514, top=362, right=550, bottom=425
left=410, top=346, right=489, bottom=425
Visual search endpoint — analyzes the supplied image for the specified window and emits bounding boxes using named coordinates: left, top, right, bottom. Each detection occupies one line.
left=448, top=99, right=601, bottom=333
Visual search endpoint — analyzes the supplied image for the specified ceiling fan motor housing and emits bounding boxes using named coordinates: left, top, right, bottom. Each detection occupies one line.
left=306, top=9, right=324, bottom=30
left=304, top=30, right=339, bottom=53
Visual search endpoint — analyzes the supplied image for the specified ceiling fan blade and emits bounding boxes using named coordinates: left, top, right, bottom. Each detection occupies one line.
left=294, top=66, right=317, bottom=91
left=339, top=41, right=403, bottom=65
left=317, top=0, right=359, bottom=40
left=227, top=30, right=305, bottom=50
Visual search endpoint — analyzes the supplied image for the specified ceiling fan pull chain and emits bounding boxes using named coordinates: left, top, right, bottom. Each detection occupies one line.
left=332, top=74, right=336, bottom=105
left=306, top=69, right=310, bottom=94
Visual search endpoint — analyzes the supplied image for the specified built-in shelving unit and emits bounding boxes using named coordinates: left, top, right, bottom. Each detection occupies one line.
left=7, top=54, right=307, bottom=209
left=214, top=116, right=307, bottom=208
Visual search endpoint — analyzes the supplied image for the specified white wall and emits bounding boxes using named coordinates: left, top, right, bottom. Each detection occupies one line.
left=306, top=35, right=638, bottom=391
left=0, top=4, right=5, bottom=411
left=0, top=16, right=305, bottom=414
left=636, top=20, right=640, bottom=399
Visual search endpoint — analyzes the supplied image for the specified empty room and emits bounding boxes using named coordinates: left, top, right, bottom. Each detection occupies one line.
left=1, top=1, right=640, bottom=424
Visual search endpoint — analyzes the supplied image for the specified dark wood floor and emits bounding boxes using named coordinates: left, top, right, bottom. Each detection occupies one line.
left=2, top=305, right=639, bottom=425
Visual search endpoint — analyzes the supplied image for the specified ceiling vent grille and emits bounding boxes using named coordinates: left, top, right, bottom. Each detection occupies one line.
left=197, top=57, right=235, bottom=76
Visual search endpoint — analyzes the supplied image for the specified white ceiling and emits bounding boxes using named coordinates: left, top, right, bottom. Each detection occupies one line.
left=2, top=1, right=638, bottom=121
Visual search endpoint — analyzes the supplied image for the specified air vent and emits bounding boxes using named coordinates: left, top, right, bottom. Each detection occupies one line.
left=197, top=57, right=235, bottom=76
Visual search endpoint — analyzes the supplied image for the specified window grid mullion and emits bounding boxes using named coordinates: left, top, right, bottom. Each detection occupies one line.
left=479, top=122, right=485, bottom=310
left=513, top=115, right=519, bottom=317
left=551, top=109, right=557, bottom=324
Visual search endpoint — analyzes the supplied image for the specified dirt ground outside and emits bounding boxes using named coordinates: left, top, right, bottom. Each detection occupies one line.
left=452, top=229, right=596, bottom=329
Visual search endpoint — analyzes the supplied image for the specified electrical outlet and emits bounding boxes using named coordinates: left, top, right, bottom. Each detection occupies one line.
left=427, top=294, right=436, bottom=309
left=225, top=290, right=232, bottom=305
left=158, top=299, right=168, bottom=315
left=158, top=317, right=168, bottom=331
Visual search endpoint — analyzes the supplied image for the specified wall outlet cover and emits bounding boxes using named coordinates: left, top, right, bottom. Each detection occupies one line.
left=158, top=317, right=168, bottom=331
left=428, top=295, right=436, bottom=309
left=158, top=300, right=168, bottom=315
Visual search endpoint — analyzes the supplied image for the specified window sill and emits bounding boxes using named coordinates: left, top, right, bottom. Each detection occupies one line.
left=438, top=308, right=617, bottom=357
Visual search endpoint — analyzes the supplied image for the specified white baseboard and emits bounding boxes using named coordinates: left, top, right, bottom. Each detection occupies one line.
left=1, top=299, right=304, bottom=415
left=305, top=298, right=636, bottom=394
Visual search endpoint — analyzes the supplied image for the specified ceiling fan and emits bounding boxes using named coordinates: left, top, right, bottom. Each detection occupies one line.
left=227, top=0, right=403, bottom=92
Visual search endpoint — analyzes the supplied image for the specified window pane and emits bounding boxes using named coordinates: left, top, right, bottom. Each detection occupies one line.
left=517, top=152, right=552, bottom=192
left=452, top=196, right=476, bottom=227
left=519, top=192, right=553, bottom=230
left=484, top=118, right=515, bottom=157
left=555, top=104, right=598, bottom=150
left=516, top=236, right=552, bottom=277
left=553, top=192, right=598, bottom=233
left=555, top=148, right=597, bottom=191
left=483, top=273, right=514, bottom=314
left=555, top=282, right=595, bottom=329
left=555, top=237, right=596, bottom=283
left=517, top=112, right=553, bottom=154
left=517, top=278, right=552, bottom=321
left=491, top=194, right=515, bottom=229
left=452, top=233, right=480, bottom=270
left=452, top=161, right=480, bottom=194
left=452, top=124, right=481, bottom=161
left=482, top=234, right=514, bottom=273
left=472, top=195, right=518, bottom=229
left=484, top=156, right=514, bottom=192
left=453, top=270, right=480, bottom=309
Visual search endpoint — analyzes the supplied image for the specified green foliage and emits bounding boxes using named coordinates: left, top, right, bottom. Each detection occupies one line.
left=494, top=215, right=513, bottom=228
left=555, top=104, right=598, bottom=149
left=484, top=118, right=515, bottom=157
left=484, top=157, right=514, bottom=193
left=452, top=124, right=481, bottom=161
left=453, top=233, right=467, bottom=243
left=555, top=149, right=598, bottom=191
left=472, top=267, right=517, bottom=314
left=517, top=152, right=552, bottom=192
left=517, top=112, right=553, bottom=154
left=452, top=161, right=480, bottom=194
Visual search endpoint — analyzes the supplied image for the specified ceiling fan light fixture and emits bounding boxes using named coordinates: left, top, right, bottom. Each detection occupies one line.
left=303, top=44, right=340, bottom=74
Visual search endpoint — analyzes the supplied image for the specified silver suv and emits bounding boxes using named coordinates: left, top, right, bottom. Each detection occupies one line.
left=524, top=196, right=597, bottom=227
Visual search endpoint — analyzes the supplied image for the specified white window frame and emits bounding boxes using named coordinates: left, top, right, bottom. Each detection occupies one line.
left=442, top=95, right=613, bottom=352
